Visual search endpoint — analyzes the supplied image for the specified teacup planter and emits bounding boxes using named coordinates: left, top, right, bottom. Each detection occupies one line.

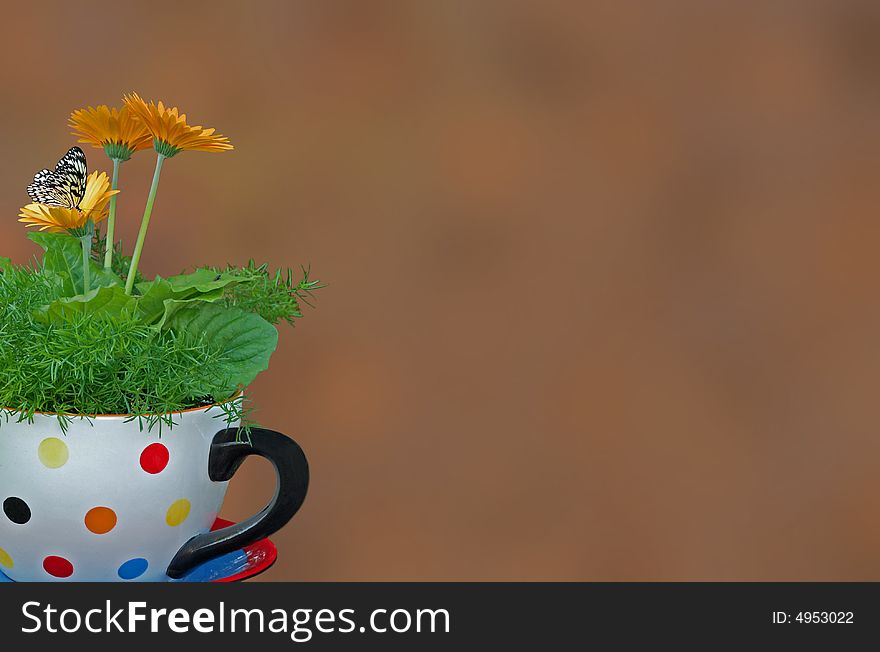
left=0, top=403, right=308, bottom=582
left=0, top=94, right=320, bottom=581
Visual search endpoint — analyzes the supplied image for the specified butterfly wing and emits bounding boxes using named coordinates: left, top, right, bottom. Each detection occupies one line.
left=54, top=147, right=87, bottom=206
left=27, top=169, right=73, bottom=207
left=26, top=147, right=87, bottom=208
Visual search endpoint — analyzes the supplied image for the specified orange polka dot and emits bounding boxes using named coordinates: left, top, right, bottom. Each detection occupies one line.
left=84, top=506, right=117, bottom=534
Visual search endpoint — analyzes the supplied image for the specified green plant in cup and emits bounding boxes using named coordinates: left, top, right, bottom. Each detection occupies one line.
left=2, top=94, right=321, bottom=432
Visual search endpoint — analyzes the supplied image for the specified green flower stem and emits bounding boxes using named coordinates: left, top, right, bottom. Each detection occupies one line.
left=103, top=157, right=121, bottom=271
left=80, top=235, right=91, bottom=294
left=125, top=153, right=166, bottom=295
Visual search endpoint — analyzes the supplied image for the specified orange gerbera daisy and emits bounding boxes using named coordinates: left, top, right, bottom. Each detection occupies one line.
left=69, top=105, right=153, bottom=161
left=123, top=93, right=233, bottom=157
left=19, top=171, right=119, bottom=233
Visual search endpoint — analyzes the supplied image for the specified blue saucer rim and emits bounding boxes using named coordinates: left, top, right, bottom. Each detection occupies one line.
left=0, top=547, right=275, bottom=583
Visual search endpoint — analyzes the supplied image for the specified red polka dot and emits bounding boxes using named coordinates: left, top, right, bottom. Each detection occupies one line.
left=43, top=556, right=73, bottom=578
left=140, top=443, right=169, bottom=474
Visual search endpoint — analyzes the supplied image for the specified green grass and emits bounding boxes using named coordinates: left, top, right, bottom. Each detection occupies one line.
left=0, top=257, right=320, bottom=432
left=216, top=260, right=323, bottom=326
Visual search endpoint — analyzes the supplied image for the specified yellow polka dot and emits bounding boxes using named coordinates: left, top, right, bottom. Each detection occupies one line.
left=166, top=499, right=191, bottom=527
left=0, top=548, right=13, bottom=569
left=38, top=438, right=69, bottom=469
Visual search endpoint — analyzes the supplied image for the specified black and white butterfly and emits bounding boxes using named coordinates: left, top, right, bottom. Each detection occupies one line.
left=27, top=147, right=88, bottom=209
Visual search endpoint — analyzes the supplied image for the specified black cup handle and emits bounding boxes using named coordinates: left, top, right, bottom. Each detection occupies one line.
left=165, top=427, right=310, bottom=579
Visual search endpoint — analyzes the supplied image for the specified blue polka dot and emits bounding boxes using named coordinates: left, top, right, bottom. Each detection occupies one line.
left=118, top=558, right=149, bottom=580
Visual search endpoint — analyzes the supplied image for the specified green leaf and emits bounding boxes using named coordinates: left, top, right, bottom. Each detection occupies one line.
left=136, top=269, right=246, bottom=296
left=166, top=302, right=278, bottom=394
left=0, top=257, right=10, bottom=272
left=29, top=233, right=80, bottom=294
left=34, top=286, right=137, bottom=324
left=28, top=232, right=121, bottom=295
left=90, top=268, right=122, bottom=291
left=136, top=279, right=177, bottom=325
left=136, top=275, right=231, bottom=327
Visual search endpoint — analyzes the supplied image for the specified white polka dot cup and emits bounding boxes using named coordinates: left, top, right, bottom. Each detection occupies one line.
left=0, top=402, right=309, bottom=582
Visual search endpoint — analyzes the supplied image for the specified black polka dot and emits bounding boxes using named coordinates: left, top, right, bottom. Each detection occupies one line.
left=3, top=497, right=31, bottom=525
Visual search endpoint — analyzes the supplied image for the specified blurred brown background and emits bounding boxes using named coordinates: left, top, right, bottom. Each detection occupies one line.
left=1, top=0, right=880, bottom=580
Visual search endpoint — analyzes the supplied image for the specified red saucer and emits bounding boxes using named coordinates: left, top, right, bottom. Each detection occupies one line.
left=204, top=517, right=278, bottom=582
